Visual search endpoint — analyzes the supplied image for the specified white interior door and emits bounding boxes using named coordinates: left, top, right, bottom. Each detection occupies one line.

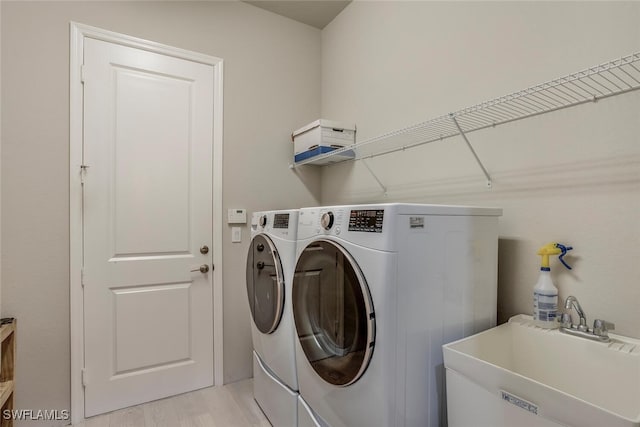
left=82, top=37, right=215, bottom=417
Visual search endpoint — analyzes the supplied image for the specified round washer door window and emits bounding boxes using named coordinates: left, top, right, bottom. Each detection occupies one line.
left=292, top=239, right=375, bottom=386
left=246, top=234, right=285, bottom=334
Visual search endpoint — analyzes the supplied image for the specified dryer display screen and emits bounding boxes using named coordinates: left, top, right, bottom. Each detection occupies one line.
left=273, top=213, right=290, bottom=229
left=348, top=209, right=384, bottom=232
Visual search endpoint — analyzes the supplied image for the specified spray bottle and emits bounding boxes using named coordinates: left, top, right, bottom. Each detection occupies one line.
left=533, top=242, right=573, bottom=328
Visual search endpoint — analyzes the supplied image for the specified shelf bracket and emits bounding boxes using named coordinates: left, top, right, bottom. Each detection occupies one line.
left=362, top=159, right=387, bottom=195
left=450, top=114, right=492, bottom=188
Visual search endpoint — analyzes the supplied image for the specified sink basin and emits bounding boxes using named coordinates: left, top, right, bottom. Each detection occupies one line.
left=443, top=314, right=640, bottom=427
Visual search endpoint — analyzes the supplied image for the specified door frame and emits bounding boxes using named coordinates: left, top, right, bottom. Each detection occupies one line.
left=69, top=22, right=224, bottom=424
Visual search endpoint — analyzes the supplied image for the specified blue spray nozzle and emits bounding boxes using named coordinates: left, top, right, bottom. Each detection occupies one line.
left=556, top=243, right=573, bottom=270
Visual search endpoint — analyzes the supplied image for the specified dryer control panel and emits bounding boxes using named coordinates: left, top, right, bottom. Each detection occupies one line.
left=273, top=213, right=290, bottom=229
left=297, top=206, right=396, bottom=252
left=348, top=209, right=384, bottom=233
left=251, top=210, right=299, bottom=241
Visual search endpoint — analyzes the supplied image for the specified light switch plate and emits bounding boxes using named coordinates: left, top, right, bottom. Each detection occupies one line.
left=231, top=227, right=242, bottom=243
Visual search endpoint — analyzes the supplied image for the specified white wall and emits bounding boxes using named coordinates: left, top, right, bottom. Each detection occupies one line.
left=0, top=1, right=2, bottom=323
left=1, top=1, right=320, bottom=424
left=321, top=2, right=640, bottom=336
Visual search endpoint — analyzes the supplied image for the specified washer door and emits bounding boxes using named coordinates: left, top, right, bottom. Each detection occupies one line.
left=292, top=239, right=375, bottom=386
left=246, top=234, right=285, bottom=334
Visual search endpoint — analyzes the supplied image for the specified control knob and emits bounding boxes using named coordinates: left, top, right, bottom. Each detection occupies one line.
left=320, top=212, right=335, bottom=230
left=259, top=215, right=268, bottom=227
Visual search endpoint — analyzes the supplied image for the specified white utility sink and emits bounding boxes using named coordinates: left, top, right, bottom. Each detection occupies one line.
left=443, top=315, right=640, bottom=427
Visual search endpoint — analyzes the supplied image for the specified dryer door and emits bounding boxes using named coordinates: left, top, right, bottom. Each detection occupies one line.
left=292, top=239, right=375, bottom=386
left=246, top=234, right=285, bottom=334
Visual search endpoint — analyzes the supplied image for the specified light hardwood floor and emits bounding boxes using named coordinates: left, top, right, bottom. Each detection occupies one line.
left=73, top=379, right=271, bottom=427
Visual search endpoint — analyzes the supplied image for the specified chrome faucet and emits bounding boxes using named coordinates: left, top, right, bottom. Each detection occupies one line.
left=560, top=296, right=615, bottom=343
left=564, top=295, right=588, bottom=331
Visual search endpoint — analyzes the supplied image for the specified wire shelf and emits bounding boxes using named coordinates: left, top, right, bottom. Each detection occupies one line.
left=292, top=52, right=640, bottom=168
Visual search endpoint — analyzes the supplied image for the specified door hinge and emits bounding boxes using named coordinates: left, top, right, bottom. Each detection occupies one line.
left=80, top=164, right=90, bottom=184
left=81, top=269, right=85, bottom=288
left=81, top=368, right=88, bottom=387
left=81, top=65, right=86, bottom=84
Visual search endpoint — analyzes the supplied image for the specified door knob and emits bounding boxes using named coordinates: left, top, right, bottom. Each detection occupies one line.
left=191, top=264, right=209, bottom=273
left=200, top=245, right=209, bottom=254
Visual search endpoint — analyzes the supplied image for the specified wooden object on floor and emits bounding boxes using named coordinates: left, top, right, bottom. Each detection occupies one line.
left=0, top=318, right=16, bottom=427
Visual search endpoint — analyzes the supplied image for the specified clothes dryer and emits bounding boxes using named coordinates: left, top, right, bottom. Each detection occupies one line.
left=246, top=210, right=299, bottom=426
left=292, top=203, right=502, bottom=427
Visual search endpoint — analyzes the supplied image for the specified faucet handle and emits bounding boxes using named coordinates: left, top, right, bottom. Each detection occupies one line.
left=560, top=312, right=573, bottom=328
left=593, top=319, right=615, bottom=337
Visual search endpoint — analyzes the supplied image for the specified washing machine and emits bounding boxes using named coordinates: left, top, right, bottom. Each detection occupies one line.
left=246, top=210, right=299, bottom=426
left=292, top=203, right=502, bottom=427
